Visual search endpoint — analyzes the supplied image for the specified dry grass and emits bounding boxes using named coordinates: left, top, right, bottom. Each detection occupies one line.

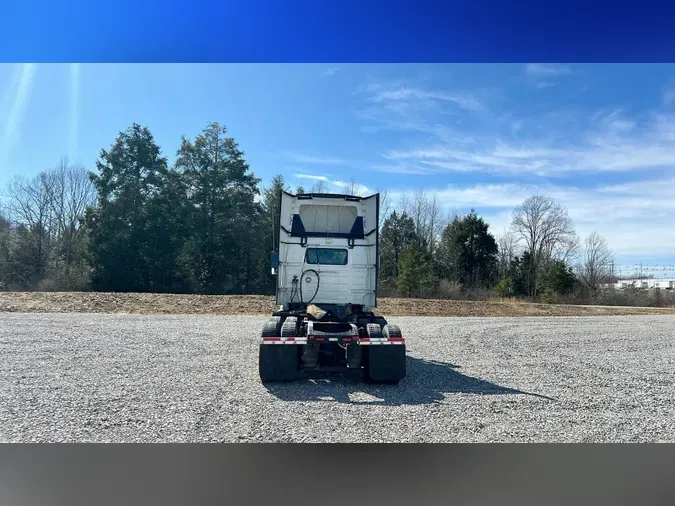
left=1, top=291, right=675, bottom=317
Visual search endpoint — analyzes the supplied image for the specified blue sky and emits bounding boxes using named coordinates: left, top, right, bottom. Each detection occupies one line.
left=1, top=63, right=675, bottom=273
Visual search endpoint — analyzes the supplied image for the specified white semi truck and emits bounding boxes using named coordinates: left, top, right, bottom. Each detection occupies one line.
left=258, top=191, right=406, bottom=383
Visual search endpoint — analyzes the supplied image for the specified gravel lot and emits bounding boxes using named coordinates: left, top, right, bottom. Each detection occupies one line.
left=1, top=313, right=673, bottom=442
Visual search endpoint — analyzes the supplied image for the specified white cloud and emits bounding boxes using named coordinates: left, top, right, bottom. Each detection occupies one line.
left=368, top=162, right=441, bottom=175
left=663, top=84, right=675, bottom=105
left=510, top=120, right=523, bottom=134
left=524, top=64, right=571, bottom=77
left=294, top=173, right=328, bottom=181
left=287, top=153, right=345, bottom=165
left=383, top=177, right=675, bottom=258
left=333, top=179, right=373, bottom=195
left=377, top=111, right=675, bottom=177
left=321, top=67, right=340, bottom=77
left=351, top=69, right=675, bottom=261
left=523, top=64, right=573, bottom=91
left=361, top=80, right=482, bottom=112
left=294, top=173, right=372, bottom=195
left=371, top=87, right=482, bottom=111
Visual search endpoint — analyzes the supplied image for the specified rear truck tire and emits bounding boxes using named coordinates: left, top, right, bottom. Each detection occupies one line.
left=383, top=324, right=402, bottom=338
left=375, top=317, right=388, bottom=329
left=259, top=316, right=299, bottom=382
left=366, top=323, right=382, bottom=339
left=261, top=317, right=281, bottom=337
left=271, top=316, right=282, bottom=335
left=366, top=323, right=406, bottom=384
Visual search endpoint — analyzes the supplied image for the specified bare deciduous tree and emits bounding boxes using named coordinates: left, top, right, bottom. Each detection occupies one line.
left=496, top=229, right=518, bottom=278
left=343, top=177, right=359, bottom=196
left=7, top=171, right=58, bottom=279
left=310, top=180, right=328, bottom=193
left=579, top=231, right=614, bottom=292
left=3, top=157, right=96, bottom=289
left=553, top=234, right=580, bottom=264
left=399, top=189, right=446, bottom=254
left=0, top=207, right=11, bottom=288
left=397, top=192, right=410, bottom=216
left=511, top=194, right=578, bottom=295
left=425, top=193, right=445, bottom=254
left=406, top=189, right=427, bottom=239
left=48, top=157, right=96, bottom=276
left=376, top=187, right=391, bottom=230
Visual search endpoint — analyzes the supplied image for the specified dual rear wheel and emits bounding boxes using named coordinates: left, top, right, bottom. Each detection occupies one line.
left=259, top=317, right=298, bottom=382
left=363, top=324, right=406, bottom=384
left=258, top=318, right=406, bottom=383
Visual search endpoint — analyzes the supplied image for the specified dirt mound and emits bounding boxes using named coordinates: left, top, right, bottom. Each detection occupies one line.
left=1, top=292, right=674, bottom=317
left=378, top=297, right=675, bottom=317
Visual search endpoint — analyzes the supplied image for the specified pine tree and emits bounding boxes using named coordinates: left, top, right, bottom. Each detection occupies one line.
left=175, top=122, right=261, bottom=294
left=436, top=209, right=498, bottom=288
left=396, top=245, right=438, bottom=298
left=260, top=175, right=288, bottom=293
left=86, top=123, right=175, bottom=292
left=379, top=211, right=419, bottom=284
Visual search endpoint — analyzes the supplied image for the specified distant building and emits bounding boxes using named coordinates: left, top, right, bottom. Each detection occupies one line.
left=602, top=278, right=675, bottom=291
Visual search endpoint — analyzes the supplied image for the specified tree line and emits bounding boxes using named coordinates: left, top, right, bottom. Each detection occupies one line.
left=0, top=121, right=617, bottom=302
left=379, top=192, right=616, bottom=302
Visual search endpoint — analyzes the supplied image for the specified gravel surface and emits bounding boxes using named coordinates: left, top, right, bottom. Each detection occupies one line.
left=1, top=313, right=673, bottom=442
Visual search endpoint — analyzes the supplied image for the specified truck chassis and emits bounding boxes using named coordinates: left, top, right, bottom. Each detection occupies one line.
left=258, top=303, right=406, bottom=383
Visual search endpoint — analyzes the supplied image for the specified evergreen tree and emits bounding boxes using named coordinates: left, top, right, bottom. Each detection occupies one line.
left=260, top=174, right=288, bottom=293
left=436, top=209, right=498, bottom=288
left=396, top=245, right=438, bottom=298
left=379, top=211, right=418, bottom=283
left=510, top=251, right=535, bottom=296
left=541, top=259, right=577, bottom=296
left=86, top=123, right=181, bottom=292
left=175, top=122, right=261, bottom=293
left=144, top=169, right=191, bottom=292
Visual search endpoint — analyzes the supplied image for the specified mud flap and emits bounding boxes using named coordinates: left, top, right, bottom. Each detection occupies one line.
left=367, top=345, right=406, bottom=382
left=301, top=342, right=319, bottom=369
left=346, top=341, right=362, bottom=369
left=259, top=344, right=298, bottom=382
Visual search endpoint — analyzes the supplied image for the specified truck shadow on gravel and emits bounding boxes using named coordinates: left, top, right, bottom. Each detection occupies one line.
left=264, top=356, right=555, bottom=406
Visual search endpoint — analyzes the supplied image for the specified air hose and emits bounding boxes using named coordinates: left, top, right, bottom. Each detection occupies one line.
left=299, top=269, right=320, bottom=304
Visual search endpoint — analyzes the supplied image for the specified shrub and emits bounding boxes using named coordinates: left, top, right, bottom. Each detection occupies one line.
left=396, top=246, right=438, bottom=298
left=493, top=277, right=515, bottom=298
left=540, top=287, right=555, bottom=304
left=437, top=279, right=463, bottom=299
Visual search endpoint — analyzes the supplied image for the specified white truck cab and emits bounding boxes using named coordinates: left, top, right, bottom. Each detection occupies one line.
left=274, top=191, right=379, bottom=310
left=260, top=191, right=406, bottom=383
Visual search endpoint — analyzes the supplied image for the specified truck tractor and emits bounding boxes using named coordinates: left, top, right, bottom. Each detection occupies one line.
left=258, top=190, right=406, bottom=383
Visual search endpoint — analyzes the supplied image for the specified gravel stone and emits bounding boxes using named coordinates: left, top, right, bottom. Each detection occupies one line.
left=0, top=313, right=673, bottom=442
